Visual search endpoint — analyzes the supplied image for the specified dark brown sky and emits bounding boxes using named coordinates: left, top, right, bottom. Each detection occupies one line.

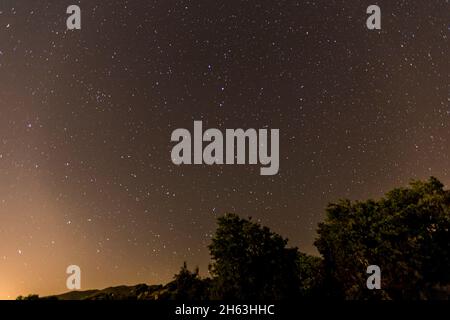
left=0, top=0, right=448, bottom=299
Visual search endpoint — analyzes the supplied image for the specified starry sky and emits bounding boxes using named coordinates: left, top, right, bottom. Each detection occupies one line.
left=0, top=1, right=448, bottom=299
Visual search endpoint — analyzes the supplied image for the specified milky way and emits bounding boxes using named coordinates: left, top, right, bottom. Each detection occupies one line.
left=0, top=1, right=448, bottom=299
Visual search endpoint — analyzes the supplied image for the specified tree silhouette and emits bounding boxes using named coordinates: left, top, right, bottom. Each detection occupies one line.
left=208, top=213, right=317, bottom=300
left=164, top=262, right=210, bottom=300
left=315, top=177, right=450, bottom=299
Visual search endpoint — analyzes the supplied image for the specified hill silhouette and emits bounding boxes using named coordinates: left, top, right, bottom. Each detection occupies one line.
left=49, top=284, right=163, bottom=300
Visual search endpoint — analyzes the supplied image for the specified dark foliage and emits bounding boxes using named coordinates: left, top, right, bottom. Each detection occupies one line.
left=208, top=213, right=318, bottom=300
left=315, top=177, right=450, bottom=299
left=17, top=178, right=450, bottom=300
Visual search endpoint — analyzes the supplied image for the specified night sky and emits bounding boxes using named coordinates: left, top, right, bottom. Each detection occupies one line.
left=0, top=1, right=448, bottom=299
